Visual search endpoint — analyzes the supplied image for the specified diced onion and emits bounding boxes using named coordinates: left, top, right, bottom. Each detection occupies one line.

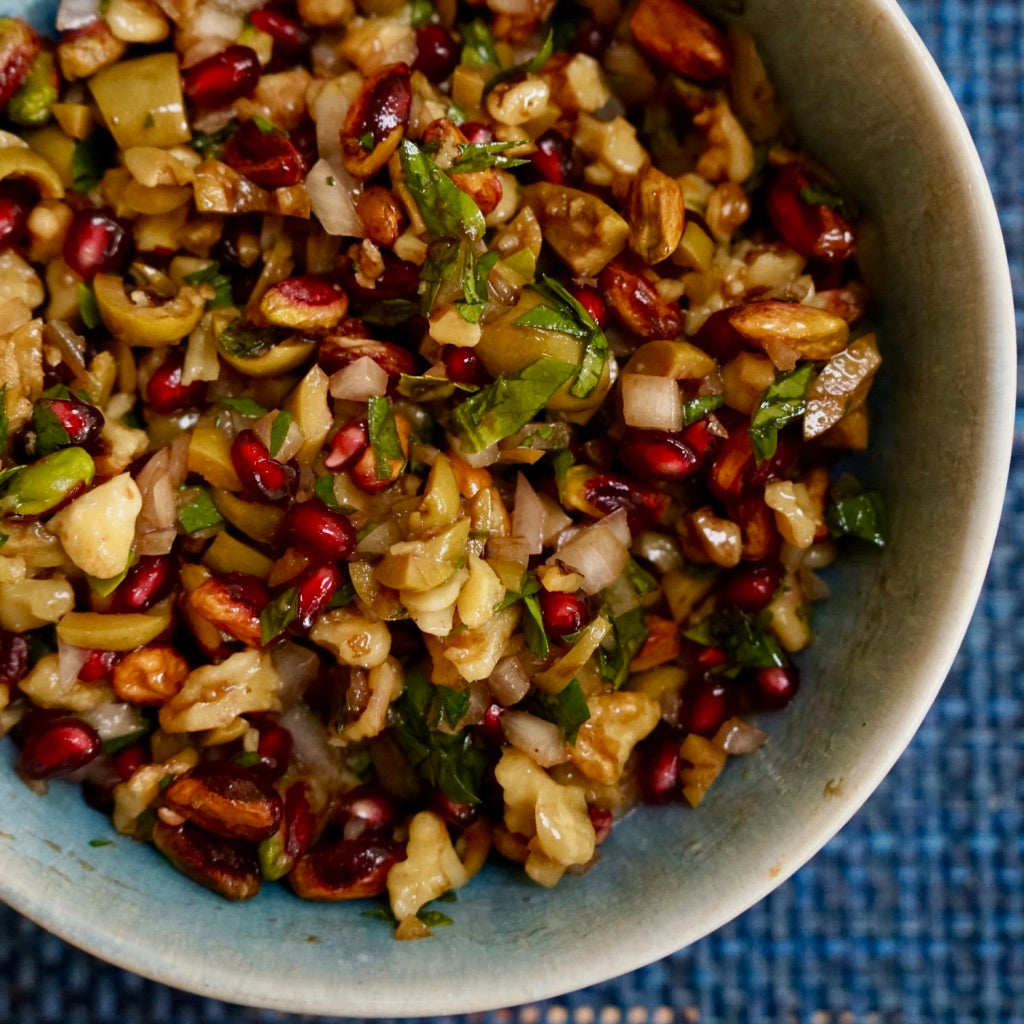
left=56, top=640, right=89, bottom=690
left=306, top=158, right=365, bottom=238
left=277, top=700, right=345, bottom=790
left=487, top=655, right=532, bottom=706
left=330, top=357, right=390, bottom=402
left=80, top=700, right=145, bottom=742
left=633, top=531, right=684, bottom=573
left=621, top=372, right=683, bottom=431
left=501, top=710, right=569, bottom=767
left=713, top=717, right=768, bottom=755
left=512, top=473, right=546, bottom=555
left=56, top=0, right=100, bottom=30
left=553, top=516, right=630, bottom=594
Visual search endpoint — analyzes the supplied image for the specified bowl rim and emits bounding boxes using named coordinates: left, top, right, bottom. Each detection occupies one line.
left=0, top=0, right=1017, bottom=1015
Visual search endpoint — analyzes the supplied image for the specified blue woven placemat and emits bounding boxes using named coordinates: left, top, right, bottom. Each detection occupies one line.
left=1, top=1, right=1021, bottom=1021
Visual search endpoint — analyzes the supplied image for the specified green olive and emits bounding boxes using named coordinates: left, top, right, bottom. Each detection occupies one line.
left=93, top=272, right=206, bottom=346
left=0, top=144, right=65, bottom=197
left=0, top=447, right=95, bottom=519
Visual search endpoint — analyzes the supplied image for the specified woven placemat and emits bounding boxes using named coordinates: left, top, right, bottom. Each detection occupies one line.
left=1, top=1, right=1021, bottom=1021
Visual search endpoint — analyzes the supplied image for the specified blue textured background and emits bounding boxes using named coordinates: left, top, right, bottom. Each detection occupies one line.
left=1, top=1, right=1021, bottom=1021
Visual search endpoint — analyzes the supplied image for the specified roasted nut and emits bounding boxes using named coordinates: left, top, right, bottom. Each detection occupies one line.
left=627, top=165, right=685, bottom=264
left=57, top=20, right=126, bottom=81
left=290, top=835, right=403, bottom=901
left=152, top=818, right=261, bottom=900
left=184, top=573, right=269, bottom=648
left=686, top=505, right=743, bottom=567
left=487, top=0, right=557, bottom=42
left=598, top=254, right=684, bottom=339
left=386, top=810, right=468, bottom=926
left=803, top=333, right=881, bottom=439
left=112, top=645, right=189, bottom=705
left=630, top=616, right=682, bottom=673
left=694, top=101, right=754, bottom=185
left=629, top=0, right=730, bottom=82
left=0, top=446, right=94, bottom=519
left=570, top=691, right=661, bottom=785
left=258, top=274, right=349, bottom=330
left=354, top=185, right=407, bottom=247
left=341, top=64, right=411, bottom=180
left=162, top=761, right=284, bottom=841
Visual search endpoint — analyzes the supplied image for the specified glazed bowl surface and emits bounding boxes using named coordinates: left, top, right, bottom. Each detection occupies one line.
left=0, top=0, right=1015, bottom=1015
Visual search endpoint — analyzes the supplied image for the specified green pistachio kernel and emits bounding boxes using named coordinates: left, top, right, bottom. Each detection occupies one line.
left=0, top=446, right=96, bottom=518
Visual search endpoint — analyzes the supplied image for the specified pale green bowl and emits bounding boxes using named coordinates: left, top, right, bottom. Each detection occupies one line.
left=0, top=0, right=1015, bottom=1014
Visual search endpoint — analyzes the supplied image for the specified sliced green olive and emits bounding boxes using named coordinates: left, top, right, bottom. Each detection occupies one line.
left=218, top=334, right=318, bottom=378
left=93, top=272, right=206, bottom=346
left=0, top=143, right=64, bottom=197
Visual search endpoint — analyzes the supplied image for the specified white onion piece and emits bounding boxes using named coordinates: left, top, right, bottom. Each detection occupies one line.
left=487, top=655, right=532, bottom=706
left=330, top=356, right=390, bottom=401
left=313, top=80, right=353, bottom=165
left=554, top=518, right=630, bottom=594
left=501, top=711, right=569, bottom=767
left=713, top=717, right=768, bottom=756
left=57, top=0, right=100, bottom=31
left=512, top=473, right=546, bottom=555
left=449, top=435, right=500, bottom=468
left=306, top=158, right=365, bottom=238
left=57, top=640, right=89, bottom=689
left=272, top=642, right=322, bottom=705
left=633, top=531, right=683, bottom=574
left=620, top=372, right=683, bottom=431
left=277, top=700, right=345, bottom=789
left=601, top=508, right=632, bottom=547
left=80, top=701, right=145, bottom=742
left=540, top=493, right=572, bottom=546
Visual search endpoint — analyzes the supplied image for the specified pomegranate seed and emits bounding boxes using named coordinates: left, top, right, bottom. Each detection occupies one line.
left=766, top=163, right=856, bottom=263
left=695, top=646, right=727, bottom=670
left=110, top=554, right=174, bottom=613
left=146, top=352, right=206, bottom=414
left=749, top=665, right=800, bottom=710
left=337, top=251, right=420, bottom=302
left=582, top=473, right=671, bottom=533
left=682, top=677, right=733, bottom=737
left=569, top=285, right=607, bottom=328
left=231, top=429, right=297, bottom=502
left=113, top=742, right=147, bottom=781
left=681, top=417, right=719, bottom=460
left=222, top=118, right=304, bottom=189
left=324, top=419, right=369, bottom=471
left=62, top=211, right=128, bottom=280
left=569, top=18, right=607, bottom=59
left=529, top=129, right=580, bottom=185
left=589, top=806, right=613, bottom=843
left=40, top=395, right=103, bottom=448
left=18, top=717, right=101, bottom=780
left=476, top=703, right=505, bottom=746
left=78, top=648, right=120, bottom=681
left=0, top=632, right=29, bottom=687
left=721, top=562, right=783, bottom=613
left=459, top=121, right=494, bottom=145
left=293, top=562, right=344, bottom=630
left=442, top=346, right=489, bottom=386
left=694, top=307, right=744, bottom=362
left=538, top=590, right=589, bottom=638
left=254, top=721, right=293, bottom=780
left=640, top=726, right=682, bottom=803
left=222, top=571, right=271, bottom=612
left=248, top=7, right=310, bottom=58
left=619, top=430, right=700, bottom=484
left=413, top=25, right=458, bottom=83
left=284, top=499, right=357, bottom=561
left=182, top=45, right=260, bottom=109
left=430, top=788, right=480, bottom=828
left=335, top=783, right=399, bottom=835
left=0, top=183, right=31, bottom=250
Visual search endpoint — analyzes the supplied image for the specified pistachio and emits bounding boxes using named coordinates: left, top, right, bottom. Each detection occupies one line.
left=0, top=446, right=95, bottom=519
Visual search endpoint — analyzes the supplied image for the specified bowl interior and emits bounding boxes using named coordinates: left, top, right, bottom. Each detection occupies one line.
left=0, top=0, right=1015, bottom=1015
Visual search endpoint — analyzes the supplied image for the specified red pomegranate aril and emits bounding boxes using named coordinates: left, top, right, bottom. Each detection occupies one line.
left=568, top=285, right=607, bottom=328
left=78, top=648, right=120, bottom=681
left=337, top=251, right=420, bottom=301
left=619, top=430, right=700, bottom=484
left=582, top=473, right=670, bottom=534
left=459, top=121, right=494, bottom=145
left=248, top=7, right=310, bottom=58
left=254, top=722, right=293, bottom=780
left=41, top=395, right=103, bottom=448
left=294, top=563, right=344, bottom=630
left=111, top=555, right=174, bottom=613
left=182, top=45, right=260, bottom=109
left=284, top=499, right=357, bottom=561
left=413, top=25, right=458, bottom=83
left=538, top=589, right=589, bottom=638
left=589, top=806, right=613, bottom=844
left=278, top=781, right=317, bottom=864
left=430, top=787, right=480, bottom=828
left=146, top=353, right=206, bottom=414
left=222, top=571, right=271, bottom=612
left=442, top=346, right=489, bottom=386
left=694, top=307, right=744, bottom=362
left=62, top=211, right=128, bottom=280
left=222, top=118, right=305, bottom=189
left=231, top=429, right=297, bottom=502
left=721, top=562, right=783, bottom=613
left=750, top=665, right=800, bottom=711
left=18, top=717, right=101, bottom=780
left=681, top=416, right=720, bottom=460
left=640, top=727, right=682, bottom=803
left=113, top=742, right=147, bottom=781
left=682, top=678, right=733, bottom=737
left=324, top=419, right=369, bottom=471
left=695, top=646, right=727, bottom=670
left=0, top=184, right=30, bottom=249
left=0, top=631, right=29, bottom=687
left=335, top=783, right=399, bottom=834
left=529, top=129, right=579, bottom=185
left=766, top=163, right=856, bottom=263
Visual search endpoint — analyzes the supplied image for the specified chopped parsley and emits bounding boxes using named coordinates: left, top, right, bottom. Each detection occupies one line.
left=526, top=677, right=591, bottom=744
left=682, top=394, right=723, bottom=426
left=177, top=488, right=224, bottom=534
left=268, top=410, right=293, bottom=458
left=367, top=396, right=406, bottom=481
left=220, top=396, right=268, bottom=418
left=827, top=477, right=887, bottom=547
left=684, top=609, right=786, bottom=674
left=218, top=320, right=289, bottom=359
left=483, top=28, right=554, bottom=95
left=749, top=363, right=815, bottom=462
left=71, top=129, right=115, bottom=194
left=183, top=262, right=235, bottom=309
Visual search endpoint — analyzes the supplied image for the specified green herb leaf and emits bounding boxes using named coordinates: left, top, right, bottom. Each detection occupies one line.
left=220, top=396, right=268, bottom=418
left=178, top=488, right=224, bottom=534
left=799, top=184, right=858, bottom=220
left=409, top=0, right=434, bottom=27
left=598, top=605, right=648, bottom=689
left=249, top=114, right=282, bottom=135
left=528, top=678, right=591, bottom=744
left=191, top=122, right=236, bottom=159
left=268, top=410, right=293, bottom=458
left=30, top=402, right=70, bottom=457
left=359, top=298, right=422, bottom=326
left=684, top=609, right=786, bottom=673
left=77, top=282, right=102, bottom=330
left=484, top=28, right=554, bottom=95
left=88, top=556, right=134, bottom=597
left=447, top=141, right=529, bottom=174
left=459, top=18, right=499, bottom=69
left=397, top=373, right=476, bottom=403
left=314, top=473, right=341, bottom=508
left=260, top=586, right=298, bottom=645
left=681, top=394, right=723, bottom=426
left=184, top=261, right=234, bottom=309
left=89, top=839, right=113, bottom=848
left=358, top=131, right=375, bottom=152
left=515, top=573, right=549, bottom=658
left=416, top=909, right=454, bottom=927
left=827, top=478, right=886, bottom=547
left=218, top=320, right=290, bottom=359
left=367, top=396, right=406, bottom=481
left=452, top=357, right=575, bottom=452
left=749, top=363, right=815, bottom=462
left=0, top=533, right=8, bottom=551
left=398, top=139, right=486, bottom=242
left=71, top=129, right=115, bottom=193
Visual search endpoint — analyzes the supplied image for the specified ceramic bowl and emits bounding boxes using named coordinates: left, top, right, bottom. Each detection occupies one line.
left=0, top=0, right=1015, bottom=1015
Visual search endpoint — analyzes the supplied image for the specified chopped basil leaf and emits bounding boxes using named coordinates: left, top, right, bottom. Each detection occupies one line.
left=218, top=319, right=289, bottom=359
left=31, top=402, right=70, bottom=456
left=178, top=488, right=224, bottom=534
left=101, top=729, right=148, bottom=754
left=416, top=909, right=454, bottom=927
left=552, top=448, right=575, bottom=490
left=446, top=101, right=466, bottom=125
left=455, top=250, right=497, bottom=323
left=89, top=839, right=113, bottom=848
left=314, top=473, right=341, bottom=508
left=437, top=686, right=472, bottom=729
left=749, top=363, right=814, bottom=462
left=625, top=557, right=658, bottom=597
left=233, top=751, right=262, bottom=767
left=327, top=577, right=357, bottom=610
left=684, top=609, right=786, bottom=673
left=392, top=669, right=487, bottom=804
left=220, top=396, right=268, bottom=417
left=249, top=114, right=282, bottom=135
left=398, top=140, right=486, bottom=242
left=77, top=282, right=102, bottom=329
left=367, top=396, right=406, bottom=481
left=484, top=29, right=554, bottom=95
left=183, top=262, right=234, bottom=309
left=0, top=533, right=8, bottom=551
left=447, top=141, right=529, bottom=174
left=191, top=122, right=236, bottom=159
left=509, top=572, right=549, bottom=658
left=268, top=410, right=293, bottom=458
left=71, top=129, right=115, bottom=194
left=358, top=131, right=375, bottom=152
left=88, top=557, right=133, bottom=597
left=452, top=357, right=575, bottom=452
left=515, top=277, right=609, bottom=399
left=827, top=479, right=887, bottom=547
left=358, top=298, right=422, bottom=325
left=397, top=373, right=477, bottom=403
left=459, top=18, right=499, bottom=69
left=599, top=605, right=648, bottom=689
left=682, top=394, right=723, bottom=426
left=409, top=0, right=433, bottom=27
left=799, top=183, right=858, bottom=220
left=527, top=678, right=590, bottom=744
left=260, top=586, right=298, bottom=645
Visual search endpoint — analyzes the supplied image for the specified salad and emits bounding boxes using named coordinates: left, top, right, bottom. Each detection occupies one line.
left=0, top=0, right=884, bottom=936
